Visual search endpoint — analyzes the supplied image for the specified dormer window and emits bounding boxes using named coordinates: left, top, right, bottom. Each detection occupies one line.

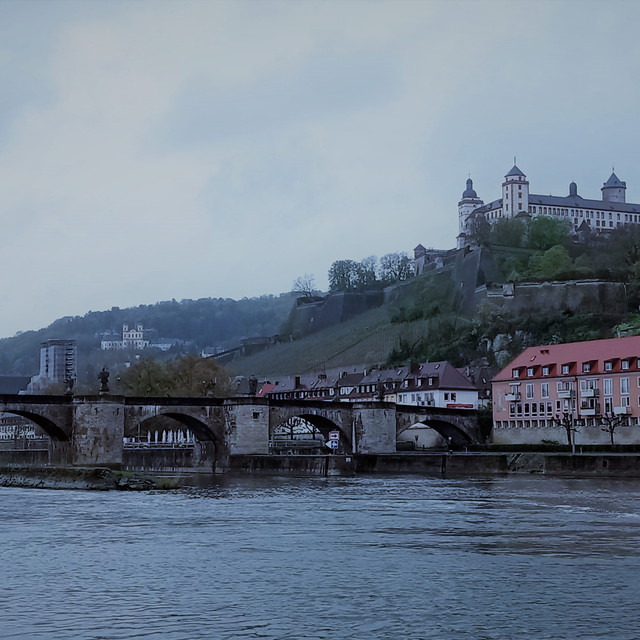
left=622, top=360, right=630, bottom=370
left=527, top=367, right=535, bottom=377
left=582, top=363, right=591, bottom=373
left=605, top=361, right=613, bottom=372
left=512, top=369, right=520, bottom=379
left=561, top=364, right=570, bottom=375
left=542, top=366, right=550, bottom=376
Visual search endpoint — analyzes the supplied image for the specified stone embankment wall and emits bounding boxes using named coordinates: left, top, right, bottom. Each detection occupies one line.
left=231, top=453, right=640, bottom=478
left=480, top=279, right=626, bottom=316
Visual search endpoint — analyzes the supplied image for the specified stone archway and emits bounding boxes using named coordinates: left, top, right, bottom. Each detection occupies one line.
left=270, top=413, right=350, bottom=454
left=0, top=409, right=70, bottom=464
left=397, top=418, right=473, bottom=450
left=125, top=412, right=224, bottom=473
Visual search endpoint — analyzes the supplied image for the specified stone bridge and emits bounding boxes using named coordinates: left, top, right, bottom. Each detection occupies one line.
left=0, top=395, right=482, bottom=470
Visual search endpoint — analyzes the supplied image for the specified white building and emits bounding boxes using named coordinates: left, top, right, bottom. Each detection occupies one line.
left=457, top=165, right=640, bottom=248
left=101, top=324, right=149, bottom=350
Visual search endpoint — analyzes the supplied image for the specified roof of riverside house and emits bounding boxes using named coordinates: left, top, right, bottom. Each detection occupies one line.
left=493, top=336, right=640, bottom=382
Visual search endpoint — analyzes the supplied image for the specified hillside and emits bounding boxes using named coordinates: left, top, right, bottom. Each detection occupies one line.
left=230, top=237, right=639, bottom=376
left=229, top=304, right=426, bottom=376
left=0, top=295, right=296, bottom=385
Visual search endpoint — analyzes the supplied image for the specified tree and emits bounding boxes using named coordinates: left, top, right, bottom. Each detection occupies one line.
left=117, top=355, right=233, bottom=397
left=328, top=260, right=359, bottom=292
left=527, top=216, right=570, bottom=251
left=292, top=274, right=319, bottom=298
left=490, top=218, right=527, bottom=247
left=528, top=245, right=573, bottom=280
left=379, top=252, right=413, bottom=284
left=466, top=215, right=491, bottom=247
left=599, top=412, right=628, bottom=446
left=551, top=411, right=579, bottom=452
left=608, top=224, right=640, bottom=269
left=355, top=255, right=378, bottom=290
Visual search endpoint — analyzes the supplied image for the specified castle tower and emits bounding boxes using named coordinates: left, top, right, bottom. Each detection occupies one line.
left=457, top=177, right=484, bottom=249
left=601, top=171, right=626, bottom=203
left=502, top=164, right=529, bottom=218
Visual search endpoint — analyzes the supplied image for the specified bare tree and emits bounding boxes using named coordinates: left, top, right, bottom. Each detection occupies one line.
left=599, top=412, right=628, bottom=446
left=292, top=274, right=319, bottom=298
left=551, top=411, right=579, bottom=453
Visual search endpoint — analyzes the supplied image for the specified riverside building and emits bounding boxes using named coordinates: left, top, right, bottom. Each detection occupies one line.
left=492, top=336, right=640, bottom=445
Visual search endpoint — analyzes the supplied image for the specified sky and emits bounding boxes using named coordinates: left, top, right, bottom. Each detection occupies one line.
left=1, top=0, right=640, bottom=339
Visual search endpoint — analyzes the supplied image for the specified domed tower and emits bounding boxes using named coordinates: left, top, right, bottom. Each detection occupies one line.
left=601, top=171, right=626, bottom=203
left=502, top=164, right=529, bottom=218
left=457, top=177, right=483, bottom=249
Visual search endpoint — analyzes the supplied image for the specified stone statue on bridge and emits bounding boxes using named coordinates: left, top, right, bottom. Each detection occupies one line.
left=98, top=367, right=110, bottom=394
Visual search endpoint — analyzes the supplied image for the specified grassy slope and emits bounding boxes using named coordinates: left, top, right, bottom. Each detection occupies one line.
left=229, top=302, right=434, bottom=377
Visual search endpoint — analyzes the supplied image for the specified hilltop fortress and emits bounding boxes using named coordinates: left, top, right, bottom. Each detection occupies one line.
left=457, top=165, right=640, bottom=249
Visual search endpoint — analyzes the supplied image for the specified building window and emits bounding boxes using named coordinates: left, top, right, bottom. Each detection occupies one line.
left=621, top=395, right=630, bottom=407
left=526, top=383, right=534, bottom=399
left=621, top=378, right=630, bottom=395
left=582, top=363, right=591, bottom=373
left=527, top=367, right=534, bottom=377
left=542, top=366, right=550, bottom=376
left=561, top=364, right=570, bottom=374
left=541, top=383, right=549, bottom=398
left=622, top=360, right=630, bottom=370
left=604, top=379, right=613, bottom=395
left=512, top=369, right=520, bottom=378
left=605, top=361, right=613, bottom=371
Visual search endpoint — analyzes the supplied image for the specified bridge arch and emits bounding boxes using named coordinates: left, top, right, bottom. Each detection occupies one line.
left=126, top=409, right=225, bottom=472
left=1, top=409, right=69, bottom=441
left=270, top=410, right=351, bottom=449
left=397, top=418, right=473, bottom=449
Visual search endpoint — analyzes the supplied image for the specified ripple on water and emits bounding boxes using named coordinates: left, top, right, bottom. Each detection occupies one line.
left=1, top=475, right=640, bottom=639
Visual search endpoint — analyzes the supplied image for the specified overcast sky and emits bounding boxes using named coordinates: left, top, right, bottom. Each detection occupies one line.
left=1, top=0, right=640, bottom=338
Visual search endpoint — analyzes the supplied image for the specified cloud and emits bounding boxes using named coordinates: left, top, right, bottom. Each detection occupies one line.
left=1, top=0, right=640, bottom=339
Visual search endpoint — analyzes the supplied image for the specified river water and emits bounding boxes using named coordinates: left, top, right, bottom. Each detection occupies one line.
left=1, top=474, right=639, bottom=640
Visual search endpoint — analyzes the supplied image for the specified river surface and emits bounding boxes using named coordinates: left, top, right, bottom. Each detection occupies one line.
left=1, top=474, right=639, bottom=640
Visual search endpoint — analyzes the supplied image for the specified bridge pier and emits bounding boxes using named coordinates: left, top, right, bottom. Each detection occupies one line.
left=226, top=400, right=270, bottom=455
left=352, top=405, right=397, bottom=454
left=72, top=397, right=124, bottom=467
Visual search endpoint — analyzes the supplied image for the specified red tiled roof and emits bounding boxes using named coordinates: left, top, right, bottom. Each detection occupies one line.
left=493, top=336, right=640, bottom=381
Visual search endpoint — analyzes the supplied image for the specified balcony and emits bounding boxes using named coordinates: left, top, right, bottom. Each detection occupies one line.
left=557, top=390, right=574, bottom=399
left=505, top=393, right=521, bottom=402
left=580, top=408, right=597, bottom=416
left=580, top=388, right=598, bottom=398
left=613, top=406, right=631, bottom=415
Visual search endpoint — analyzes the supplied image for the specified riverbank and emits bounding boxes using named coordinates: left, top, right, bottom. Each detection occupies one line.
left=230, top=452, right=640, bottom=478
left=0, top=466, right=158, bottom=490
left=5, top=452, right=640, bottom=489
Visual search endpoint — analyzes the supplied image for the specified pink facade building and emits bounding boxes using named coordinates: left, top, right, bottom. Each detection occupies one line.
left=492, top=336, right=640, bottom=445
